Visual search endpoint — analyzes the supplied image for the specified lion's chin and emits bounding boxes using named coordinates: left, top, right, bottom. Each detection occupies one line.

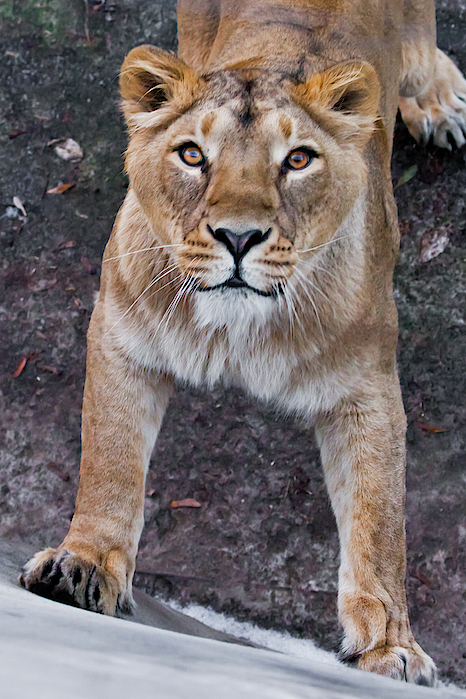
left=192, top=284, right=278, bottom=332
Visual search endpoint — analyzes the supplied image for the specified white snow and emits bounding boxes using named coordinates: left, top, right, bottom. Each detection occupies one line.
left=163, top=599, right=340, bottom=666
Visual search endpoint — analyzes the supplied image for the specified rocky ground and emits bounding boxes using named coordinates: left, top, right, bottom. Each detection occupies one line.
left=1, top=0, right=465, bottom=687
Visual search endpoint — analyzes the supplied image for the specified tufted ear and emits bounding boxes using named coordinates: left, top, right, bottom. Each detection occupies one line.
left=120, top=45, right=205, bottom=129
left=292, top=60, right=381, bottom=145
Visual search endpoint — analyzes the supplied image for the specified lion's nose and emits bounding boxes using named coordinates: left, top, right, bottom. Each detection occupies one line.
left=208, top=226, right=271, bottom=261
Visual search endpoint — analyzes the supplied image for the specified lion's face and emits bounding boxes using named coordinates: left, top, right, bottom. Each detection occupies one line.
left=120, top=47, right=379, bottom=308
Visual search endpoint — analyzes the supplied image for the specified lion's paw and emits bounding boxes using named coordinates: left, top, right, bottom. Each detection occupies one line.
left=399, top=49, right=466, bottom=150
left=19, top=548, right=132, bottom=616
left=344, top=644, right=437, bottom=686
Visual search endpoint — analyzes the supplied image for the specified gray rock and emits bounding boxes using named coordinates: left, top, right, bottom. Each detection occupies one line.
left=0, top=542, right=463, bottom=699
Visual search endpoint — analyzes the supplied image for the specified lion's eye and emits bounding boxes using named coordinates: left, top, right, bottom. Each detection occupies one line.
left=178, top=143, right=205, bottom=167
left=284, top=149, right=317, bottom=171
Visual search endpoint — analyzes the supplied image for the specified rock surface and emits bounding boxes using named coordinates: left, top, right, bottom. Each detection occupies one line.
left=0, top=541, right=463, bottom=699
left=0, top=0, right=465, bottom=688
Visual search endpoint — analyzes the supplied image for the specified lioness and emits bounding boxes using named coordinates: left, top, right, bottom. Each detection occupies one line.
left=21, top=0, right=466, bottom=685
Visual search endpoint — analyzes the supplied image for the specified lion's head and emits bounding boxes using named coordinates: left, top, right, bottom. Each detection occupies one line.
left=118, top=46, right=380, bottom=330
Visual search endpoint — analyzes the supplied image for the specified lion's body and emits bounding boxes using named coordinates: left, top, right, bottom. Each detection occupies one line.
left=22, top=0, right=466, bottom=685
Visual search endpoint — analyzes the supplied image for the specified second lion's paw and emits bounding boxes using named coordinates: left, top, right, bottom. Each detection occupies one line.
left=400, top=48, right=466, bottom=149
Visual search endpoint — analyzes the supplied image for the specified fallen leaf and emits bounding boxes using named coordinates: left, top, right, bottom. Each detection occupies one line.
left=8, top=129, right=27, bottom=139
left=36, top=363, right=60, bottom=375
left=394, top=164, right=418, bottom=190
left=12, top=356, right=28, bottom=378
left=53, top=138, right=83, bottom=161
left=47, top=183, right=76, bottom=194
left=32, top=278, right=57, bottom=292
left=46, top=462, right=70, bottom=482
left=419, top=226, right=450, bottom=263
left=13, top=196, right=27, bottom=217
left=410, top=568, right=433, bottom=588
left=34, top=111, right=53, bottom=121
left=65, top=30, right=97, bottom=45
left=72, top=297, right=86, bottom=310
left=80, top=254, right=99, bottom=275
left=170, top=498, right=202, bottom=508
left=80, top=255, right=91, bottom=272
left=56, top=240, right=76, bottom=249
left=415, top=421, right=446, bottom=434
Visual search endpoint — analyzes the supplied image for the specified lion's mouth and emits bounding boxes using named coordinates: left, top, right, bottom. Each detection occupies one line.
left=194, top=274, right=280, bottom=298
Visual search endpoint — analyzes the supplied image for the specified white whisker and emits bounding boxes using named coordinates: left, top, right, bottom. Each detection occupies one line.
left=103, top=277, right=160, bottom=339
left=294, top=267, right=330, bottom=303
left=102, top=263, right=180, bottom=339
left=103, top=244, right=181, bottom=262
left=139, top=262, right=181, bottom=291
left=146, top=271, right=186, bottom=304
left=296, top=233, right=353, bottom=254
left=158, top=277, right=193, bottom=337
left=298, top=259, right=340, bottom=283
left=155, top=259, right=199, bottom=338
left=276, top=281, right=290, bottom=331
left=294, top=275, right=325, bottom=340
left=283, top=280, right=304, bottom=334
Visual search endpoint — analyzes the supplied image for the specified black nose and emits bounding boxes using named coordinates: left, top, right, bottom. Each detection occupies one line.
left=208, top=226, right=271, bottom=261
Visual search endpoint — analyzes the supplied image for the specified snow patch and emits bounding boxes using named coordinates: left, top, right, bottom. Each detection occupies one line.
left=163, top=599, right=340, bottom=666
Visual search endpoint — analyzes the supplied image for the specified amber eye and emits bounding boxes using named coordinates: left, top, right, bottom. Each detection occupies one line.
left=178, top=143, right=205, bottom=167
left=284, top=148, right=317, bottom=171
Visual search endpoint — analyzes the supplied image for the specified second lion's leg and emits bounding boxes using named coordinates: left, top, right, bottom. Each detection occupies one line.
left=21, top=302, right=173, bottom=614
left=399, top=0, right=466, bottom=148
left=315, top=375, right=436, bottom=685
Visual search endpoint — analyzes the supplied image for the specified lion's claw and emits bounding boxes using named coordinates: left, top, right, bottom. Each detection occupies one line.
left=20, top=548, right=124, bottom=615
left=342, top=644, right=437, bottom=686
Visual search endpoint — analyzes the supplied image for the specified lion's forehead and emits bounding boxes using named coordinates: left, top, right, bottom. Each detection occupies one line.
left=176, top=99, right=314, bottom=166
left=202, top=69, right=292, bottom=106
left=186, top=72, right=302, bottom=138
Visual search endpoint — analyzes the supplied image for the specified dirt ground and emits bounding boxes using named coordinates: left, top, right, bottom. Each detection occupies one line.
left=1, top=0, right=466, bottom=687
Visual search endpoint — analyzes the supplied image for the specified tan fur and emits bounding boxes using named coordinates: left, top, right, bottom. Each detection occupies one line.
left=21, top=0, right=466, bottom=685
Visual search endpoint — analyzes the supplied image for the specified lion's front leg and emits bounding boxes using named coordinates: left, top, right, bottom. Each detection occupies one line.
left=20, top=303, right=173, bottom=614
left=315, top=378, right=437, bottom=685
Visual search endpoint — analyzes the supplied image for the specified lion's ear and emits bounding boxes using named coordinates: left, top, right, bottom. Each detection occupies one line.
left=293, top=60, right=381, bottom=145
left=120, top=45, right=204, bottom=127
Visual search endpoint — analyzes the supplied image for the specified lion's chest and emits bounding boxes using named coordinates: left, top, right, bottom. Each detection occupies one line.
left=120, top=301, right=351, bottom=417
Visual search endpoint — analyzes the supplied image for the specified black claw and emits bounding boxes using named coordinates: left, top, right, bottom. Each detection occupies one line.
left=447, top=132, right=458, bottom=150
left=47, top=564, right=65, bottom=591
left=41, top=559, right=54, bottom=580
left=49, top=588, right=82, bottom=608
left=117, top=595, right=134, bottom=616
left=85, top=565, right=97, bottom=609
left=72, top=567, right=82, bottom=586
left=396, top=651, right=408, bottom=682
left=338, top=649, right=360, bottom=666
left=93, top=582, right=101, bottom=606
